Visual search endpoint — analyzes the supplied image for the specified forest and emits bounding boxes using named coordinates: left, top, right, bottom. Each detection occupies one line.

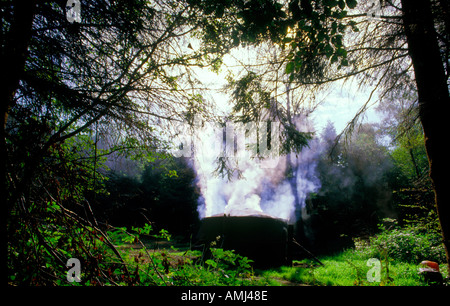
left=3, top=0, right=449, bottom=287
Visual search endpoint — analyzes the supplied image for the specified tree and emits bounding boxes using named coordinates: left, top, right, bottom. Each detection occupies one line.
left=2, top=0, right=232, bottom=285
left=100, top=157, right=199, bottom=237
left=400, top=0, right=450, bottom=271
left=2, top=0, right=230, bottom=210
left=308, top=122, right=396, bottom=252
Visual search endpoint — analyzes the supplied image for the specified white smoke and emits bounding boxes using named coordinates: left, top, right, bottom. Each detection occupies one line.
left=184, top=116, right=322, bottom=223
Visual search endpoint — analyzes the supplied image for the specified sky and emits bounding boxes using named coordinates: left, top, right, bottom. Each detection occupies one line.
left=192, top=51, right=382, bottom=137
left=310, top=80, right=381, bottom=134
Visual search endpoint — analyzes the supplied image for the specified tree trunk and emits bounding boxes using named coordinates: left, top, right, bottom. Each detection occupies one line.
left=2, top=1, right=36, bottom=212
left=1, top=1, right=36, bottom=129
left=401, top=0, right=450, bottom=271
left=408, top=146, right=421, bottom=180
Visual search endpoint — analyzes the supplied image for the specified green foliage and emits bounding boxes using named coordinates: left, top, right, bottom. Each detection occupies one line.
left=261, top=246, right=435, bottom=286
left=191, top=0, right=358, bottom=84
left=5, top=3, right=229, bottom=275
left=385, top=122, right=438, bottom=231
left=305, top=123, right=397, bottom=252
left=390, top=127, right=429, bottom=182
left=306, top=250, right=427, bottom=286
left=354, top=222, right=446, bottom=264
left=7, top=200, right=129, bottom=286
left=100, top=156, right=199, bottom=235
left=104, top=224, right=263, bottom=286
left=228, top=71, right=271, bottom=123
left=201, top=248, right=256, bottom=285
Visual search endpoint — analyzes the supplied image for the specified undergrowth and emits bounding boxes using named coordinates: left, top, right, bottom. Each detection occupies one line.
left=9, top=214, right=448, bottom=286
left=260, top=250, right=440, bottom=286
left=94, top=224, right=267, bottom=286
left=260, top=222, right=448, bottom=286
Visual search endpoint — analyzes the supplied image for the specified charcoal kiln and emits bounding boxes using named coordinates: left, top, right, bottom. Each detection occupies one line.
left=196, top=213, right=293, bottom=267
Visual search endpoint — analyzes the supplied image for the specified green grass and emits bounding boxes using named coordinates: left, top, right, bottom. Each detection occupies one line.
left=106, top=223, right=448, bottom=286
left=259, top=249, right=442, bottom=286
left=259, top=224, right=449, bottom=286
left=114, top=241, right=442, bottom=286
left=116, top=237, right=447, bottom=286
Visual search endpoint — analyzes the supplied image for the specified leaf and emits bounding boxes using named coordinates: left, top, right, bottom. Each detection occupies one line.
left=205, top=259, right=217, bottom=268
left=143, top=223, right=153, bottom=235
left=159, top=229, right=171, bottom=241
left=336, top=47, right=348, bottom=58
left=46, top=201, right=60, bottom=213
left=285, top=61, right=294, bottom=74
left=324, top=43, right=334, bottom=58
left=166, top=169, right=178, bottom=178
left=346, top=0, right=357, bottom=9
left=317, top=31, right=328, bottom=43
left=332, top=34, right=343, bottom=48
left=294, top=57, right=303, bottom=71
left=331, top=54, right=339, bottom=64
left=122, top=234, right=136, bottom=244
left=215, top=5, right=225, bottom=18
left=324, top=0, right=339, bottom=7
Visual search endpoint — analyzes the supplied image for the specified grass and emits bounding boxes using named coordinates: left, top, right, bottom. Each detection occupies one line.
left=114, top=235, right=448, bottom=286
left=258, top=248, right=447, bottom=286
left=258, top=223, right=449, bottom=286
left=108, top=224, right=448, bottom=286
left=116, top=240, right=443, bottom=286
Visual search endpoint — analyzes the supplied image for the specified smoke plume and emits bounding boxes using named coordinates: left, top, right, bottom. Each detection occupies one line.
left=190, top=116, right=322, bottom=224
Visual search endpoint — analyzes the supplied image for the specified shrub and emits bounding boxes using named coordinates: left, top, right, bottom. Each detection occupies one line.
left=354, top=222, right=446, bottom=264
left=107, top=224, right=265, bottom=286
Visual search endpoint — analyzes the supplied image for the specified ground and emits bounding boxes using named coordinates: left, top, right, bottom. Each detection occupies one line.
left=113, top=236, right=449, bottom=286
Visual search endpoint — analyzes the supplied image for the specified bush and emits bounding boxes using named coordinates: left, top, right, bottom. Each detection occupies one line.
left=106, top=224, right=265, bottom=286
left=354, top=222, right=446, bottom=264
